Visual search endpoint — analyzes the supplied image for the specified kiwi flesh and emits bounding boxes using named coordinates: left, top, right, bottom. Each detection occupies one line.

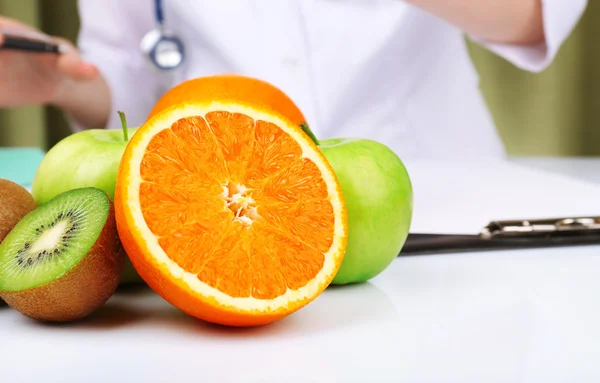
left=0, top=187, right=124, bottom=322
left=0, top=179, right=38, bottom=306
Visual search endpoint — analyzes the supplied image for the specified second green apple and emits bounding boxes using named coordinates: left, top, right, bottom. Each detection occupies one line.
left=319, top=138, right=413, bottom=285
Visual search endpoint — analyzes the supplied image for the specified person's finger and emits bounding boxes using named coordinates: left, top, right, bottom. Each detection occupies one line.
left=52, top=37, right=99, bottom=81
left=58, top=55, right=99, bottom=81
left=56, top=50, right=99, bottom=81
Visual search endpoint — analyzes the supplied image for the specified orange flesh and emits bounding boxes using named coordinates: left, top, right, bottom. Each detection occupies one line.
left=138, top=112, right=335, bottom=300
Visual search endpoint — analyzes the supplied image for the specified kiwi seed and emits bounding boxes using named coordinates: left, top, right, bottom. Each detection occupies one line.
left=0, top=187, right=124, bottom=322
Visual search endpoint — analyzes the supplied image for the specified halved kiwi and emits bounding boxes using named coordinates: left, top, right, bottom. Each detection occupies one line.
left=0, top=187, right=124, bottom=322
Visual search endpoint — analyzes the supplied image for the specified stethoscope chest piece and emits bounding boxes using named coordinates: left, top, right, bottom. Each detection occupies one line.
left=141, top=0, right=185, bottom=71
left=141, top=27, right=185, bottom=71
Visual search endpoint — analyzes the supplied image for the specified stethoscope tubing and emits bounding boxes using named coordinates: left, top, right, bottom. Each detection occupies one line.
left=143, top=0, right=185, bottom=71
left=154, top=0, right=165, bottom=25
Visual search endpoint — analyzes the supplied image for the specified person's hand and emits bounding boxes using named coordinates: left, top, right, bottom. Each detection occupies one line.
left=0, top=16, right=99, bottom=108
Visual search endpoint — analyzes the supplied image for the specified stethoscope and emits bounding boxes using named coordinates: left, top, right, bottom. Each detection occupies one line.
left=140, top=0, right=185, bottom=71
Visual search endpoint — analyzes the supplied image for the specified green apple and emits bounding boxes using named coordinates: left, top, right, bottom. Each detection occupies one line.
left=32, top=113, right=137, bottom=205
left=318, top=137, right=413, bottom=284
left=31, top=112, right=142, bottom=285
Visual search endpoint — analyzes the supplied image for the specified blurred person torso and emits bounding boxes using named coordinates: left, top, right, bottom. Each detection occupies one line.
left=79, top=0, right=578, bottom=160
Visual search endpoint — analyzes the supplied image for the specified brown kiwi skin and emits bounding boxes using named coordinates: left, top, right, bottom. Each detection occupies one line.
left=0, top=200, right=125, bottom=322
left=0, top=179, right=37, bottom=306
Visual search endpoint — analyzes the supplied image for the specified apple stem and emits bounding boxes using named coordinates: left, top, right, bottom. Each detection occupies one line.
left=300, top=122, right=319, bottom=146
left=118, top=111, right=129, bottom=142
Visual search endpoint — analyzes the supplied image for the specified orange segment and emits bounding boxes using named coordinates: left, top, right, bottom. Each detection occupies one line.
left=253, top=221, right=326, bottom=291
left=205, top=111, right=255, bottom=182
left=257, top=199, right=335, bottom=253
left=252, top=157, right=330, bottom=204
left=158, top=221, right=229, bottom=274
left=195, top=222, right=250, bottom=297
left=243, top=120, right=303, bottom=188
left=170, top=116, right=229, bottom=182
left=115, top=101, right=347, bottom=327
left=139, top=182, right=225, bottom=237
left=142, top=116, right=228, bottom=185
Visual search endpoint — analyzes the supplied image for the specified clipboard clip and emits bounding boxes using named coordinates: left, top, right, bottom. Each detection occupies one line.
left=480, top=216, right=600, bottom=239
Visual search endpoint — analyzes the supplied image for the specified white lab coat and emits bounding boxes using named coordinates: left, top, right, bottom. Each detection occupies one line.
left=76, top=0, right=587, bottom=160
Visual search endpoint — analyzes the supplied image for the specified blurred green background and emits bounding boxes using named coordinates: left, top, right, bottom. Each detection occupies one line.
left=0, top=0, right=598, bottom=156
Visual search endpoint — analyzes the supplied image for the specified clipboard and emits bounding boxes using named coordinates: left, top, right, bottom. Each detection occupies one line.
left=400, top=216, right=600, bottom=255
left=396, top=159, right=600, bottom=256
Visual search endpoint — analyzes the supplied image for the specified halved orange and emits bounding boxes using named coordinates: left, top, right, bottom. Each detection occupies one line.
left=115, top=100, right=348, bottom=327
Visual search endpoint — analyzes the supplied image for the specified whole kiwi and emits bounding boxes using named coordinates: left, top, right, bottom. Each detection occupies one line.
left=0, top=179, right=37, bottom=306
left=0, top=179, right=37, bottom=241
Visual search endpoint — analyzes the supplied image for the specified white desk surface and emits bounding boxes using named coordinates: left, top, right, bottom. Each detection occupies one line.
left=2, top=157, right=600, bottom=383
left=512, top=156, right=600, bottom=184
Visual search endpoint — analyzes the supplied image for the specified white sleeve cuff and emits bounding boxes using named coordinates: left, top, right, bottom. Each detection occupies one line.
left=471, top=0, right=587, bottom=73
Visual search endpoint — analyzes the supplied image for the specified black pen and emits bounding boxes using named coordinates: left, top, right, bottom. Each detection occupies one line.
left=0, top=36, right=66, bottom=54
